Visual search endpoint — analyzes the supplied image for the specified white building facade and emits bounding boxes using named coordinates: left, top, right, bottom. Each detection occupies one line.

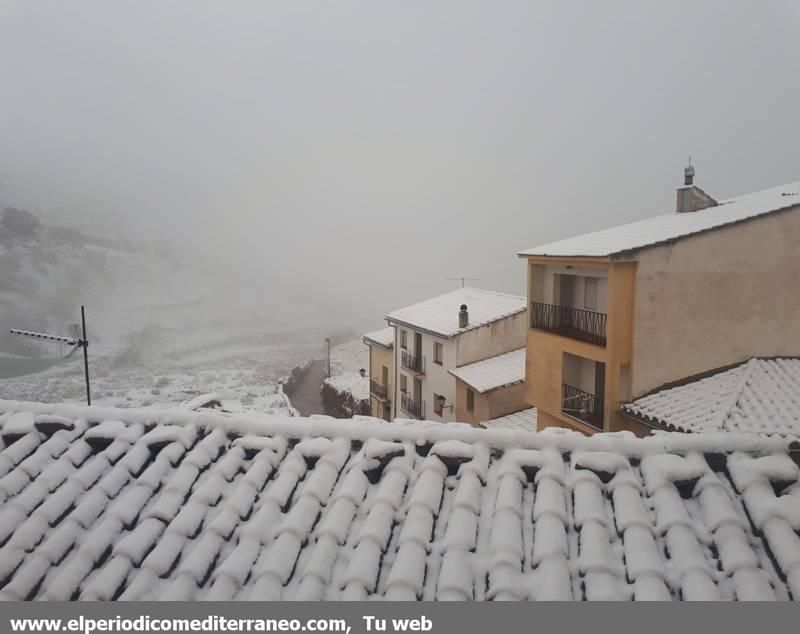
left=384, top=288, right=527, bottom=423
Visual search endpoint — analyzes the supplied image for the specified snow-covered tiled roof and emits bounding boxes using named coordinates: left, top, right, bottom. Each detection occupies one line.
left=519, top=181, right=800, bottom=258
left=481, top=407, right=537, bottom=432
left=0, top=399, right=797, bottom=601
left=623, top=357, right=800, bottom=446
left=386, top=288, right=526, bottom=338
left=363, top=327, right=394, bottom=349
left=448, top=348, right=525, bottom=393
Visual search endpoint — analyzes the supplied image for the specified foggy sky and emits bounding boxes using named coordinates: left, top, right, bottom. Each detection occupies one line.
left=1, top=1, right=799, bottom=329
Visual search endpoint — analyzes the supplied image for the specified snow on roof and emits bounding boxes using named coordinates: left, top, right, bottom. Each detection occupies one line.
left=363, top=327, right=394, bottom=349
left=520, top=180, right=800, bottom=258
left=0, top=399, right=797, bottom=601
left=324, top=373, right=369, bottom=403
left=623, top=357, right=800, bottom=446
left=182, top=393, right=221, bottom=411
left=448, top=348, right=525, bottom=393
left=386, top=287, right=526, bottom=338
left=481, top=407, right=537, bottom=432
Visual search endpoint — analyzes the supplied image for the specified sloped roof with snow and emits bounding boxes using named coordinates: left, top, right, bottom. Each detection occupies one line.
left=623, top=358, right=800, bottom=446
left=386, top=288, right=526, bottom=338
left=519, top=181, right=800, bottom=258
left=449, top=348, right=526, bottom=393
left=363, top=327, right=394, bottom=349
left=481, top=408, right=537, bottom=433
left=0, top=400, right=798, bottom=601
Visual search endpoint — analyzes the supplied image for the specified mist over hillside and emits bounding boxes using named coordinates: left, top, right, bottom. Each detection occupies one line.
left=0, top=205, right=357, bottom=384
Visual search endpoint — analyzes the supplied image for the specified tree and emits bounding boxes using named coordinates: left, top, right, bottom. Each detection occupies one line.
left=1, top=207, right=41, bottom=239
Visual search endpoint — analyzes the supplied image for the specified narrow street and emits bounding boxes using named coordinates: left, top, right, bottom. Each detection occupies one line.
left=288, top=359, right=327, bottom=416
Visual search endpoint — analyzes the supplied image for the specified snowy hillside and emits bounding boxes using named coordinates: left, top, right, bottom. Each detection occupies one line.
left=0, top=208, right=335, bottom=412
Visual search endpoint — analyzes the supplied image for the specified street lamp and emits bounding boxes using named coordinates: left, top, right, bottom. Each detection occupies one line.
left=435, top=394, right=455, bottom=414
left=324, top=337, right=331, bottom=378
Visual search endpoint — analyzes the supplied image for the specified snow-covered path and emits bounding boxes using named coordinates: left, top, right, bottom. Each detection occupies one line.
left=288, top=359, right=327, bottom=416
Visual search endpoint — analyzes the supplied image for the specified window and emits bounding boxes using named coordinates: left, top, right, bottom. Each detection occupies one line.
left=400, top=374, right=407, bottom=393
left=466, top=388, right=475, bottom=413
left=433, top=341, right=443, bottom=365
left=400, top=330, right=407, bottom=349
left=433, top=393, right=443, bottom=416
left=584, top=277, right=598, bottom=311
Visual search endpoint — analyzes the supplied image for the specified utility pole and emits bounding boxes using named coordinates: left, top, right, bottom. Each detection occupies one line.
left=324, top=337, right=331, bottom=378
left=10, top=305, right=92, bottom=405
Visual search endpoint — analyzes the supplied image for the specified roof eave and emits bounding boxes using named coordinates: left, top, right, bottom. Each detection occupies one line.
left=618, top=407, right=672, bottom=433
left=386, top=306, right=527, bottom=340
left=362, top=335, right=393, bottom=350
left=517, top=253, right=613, bottom=264
left=447, top=372, right=524, bottom=394
left=519, top=201, right=800, bottom=263
left=385, top=318, right=452, bottom=339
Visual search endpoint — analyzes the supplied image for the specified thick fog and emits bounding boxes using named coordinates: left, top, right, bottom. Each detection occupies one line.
left=1, top=1, right=799, bottom=331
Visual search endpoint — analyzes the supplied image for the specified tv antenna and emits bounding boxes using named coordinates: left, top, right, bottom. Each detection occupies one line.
left=10, top=305, right=92, bottom=405
left=445, top=276, right=480, bottom=288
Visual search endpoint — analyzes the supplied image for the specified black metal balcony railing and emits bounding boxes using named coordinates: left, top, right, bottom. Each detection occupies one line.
left=401, top=350, right=425, bottom=375
left=370, top=380, right=389, bottom=401
left=400, top=393, right=425, bottom=420
left=562, top=383, right=604, bottom=430
left=530, top=302, right=607, bottom=346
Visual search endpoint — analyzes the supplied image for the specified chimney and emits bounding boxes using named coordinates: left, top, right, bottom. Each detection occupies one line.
left=676, top=160, right=717, bottom=213
left=684, top=162, right=695, bottom=186
left=458, top=304, right=469, bottom=329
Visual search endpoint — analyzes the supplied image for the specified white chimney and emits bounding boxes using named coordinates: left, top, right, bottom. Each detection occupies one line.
left=458, top=304, right=469, bottom=329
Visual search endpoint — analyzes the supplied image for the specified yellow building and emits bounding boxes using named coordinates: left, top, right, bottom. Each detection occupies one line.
left=518, top=170, right=800, bottom=435
left=363, top=328, right=394, bottom=421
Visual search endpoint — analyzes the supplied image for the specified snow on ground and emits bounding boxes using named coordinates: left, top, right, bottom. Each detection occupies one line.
left=324, top=338, right=369, bottom=401
left=0, top=345, right=316, bottom=414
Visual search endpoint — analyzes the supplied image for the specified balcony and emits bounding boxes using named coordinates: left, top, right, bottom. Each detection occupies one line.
left=400, top=393, right=425, bottom=420
left=401, top=350, right=426, bottom=375
left=530, top=302, right=607, bottom=347
left=562, top=383, right=604, bottom=430
left=370, top=380, right=390, bottom=401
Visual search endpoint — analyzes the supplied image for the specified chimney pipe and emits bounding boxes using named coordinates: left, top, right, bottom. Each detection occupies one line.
left=684, top=162, right=695, bottom=186
left=676, top=160, right=717, bottom=213
left=458, top=304, right=468, bottom=329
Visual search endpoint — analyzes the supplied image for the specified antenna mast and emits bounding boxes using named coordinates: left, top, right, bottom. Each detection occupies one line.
left=10, top=305, right=92, bottom=405
left=445, top=276, right=480, bottom=288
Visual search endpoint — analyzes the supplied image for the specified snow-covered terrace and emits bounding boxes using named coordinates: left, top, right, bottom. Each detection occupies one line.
left=0, top=399, right=798, bottom=601
left=623, top=357, right=800, bottom=446
left=481, top=407, right=537, bottom=433
left=448, top=348, right=525, bottom=393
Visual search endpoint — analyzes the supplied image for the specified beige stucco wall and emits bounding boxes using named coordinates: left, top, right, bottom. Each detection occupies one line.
left=454, top=379, right=528, bottom=425
left=631, top=206, right=800, bottom=397
left=454, top=379, right=490, bottom=426
left=455, top=311, right=527, bottom=366
left=487, top=382, right=528, bottom=419
left=369, top=344, right=394, bottom=420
